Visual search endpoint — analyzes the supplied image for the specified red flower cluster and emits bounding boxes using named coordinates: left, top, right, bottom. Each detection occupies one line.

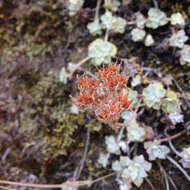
left=74, top=64, right=133, bottom=131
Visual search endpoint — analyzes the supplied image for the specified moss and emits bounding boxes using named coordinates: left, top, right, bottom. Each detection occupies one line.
left=42, top=111, right=78, bottom=160
left=171, top=3, right=188, bottom=19
left=15, top=71, right=83, bottom=168
left=0, top=0, right=69, bottom=61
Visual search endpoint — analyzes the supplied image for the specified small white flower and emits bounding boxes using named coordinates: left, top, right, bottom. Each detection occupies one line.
left=144, top=140, right=170, bottom=160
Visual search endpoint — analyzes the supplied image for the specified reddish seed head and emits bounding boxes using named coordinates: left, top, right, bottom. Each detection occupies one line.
left=74, top=63, right=133, bottom=131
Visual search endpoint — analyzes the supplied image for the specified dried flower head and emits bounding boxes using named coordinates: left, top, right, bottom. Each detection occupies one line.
left=74, top=63, right=133, bottom=130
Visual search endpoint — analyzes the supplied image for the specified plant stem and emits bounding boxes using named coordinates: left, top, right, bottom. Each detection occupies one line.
left=167, top=155, right=190, bottom=183
left=104, top=0, right=108, bottom=7
left=159, top=130, right=185, bottom=143
left=117, top=125, right=126, bottom=141
left=75, top=126, right=91, bottom=180
left=0, top=172, right=116, bottom=189
left=167, top=175, right=178, bottom=190
left=95, top=0, right=101, bottom=20
left=0, top=185, right=16, bottom=190
left=152, top=0, right=158, bottom=8
left=104, top=29, right=109, bottom=42
left=91, top=172, right=116, bottom=183
left=117, top=97, right=143, bottom=127
left=145, top=178, right=157, bottom=190
left=69, top=57, right=90, bottom=77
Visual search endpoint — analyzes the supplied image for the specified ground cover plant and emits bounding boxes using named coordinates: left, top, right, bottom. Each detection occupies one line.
left=0, top=0, right=190, bottom=190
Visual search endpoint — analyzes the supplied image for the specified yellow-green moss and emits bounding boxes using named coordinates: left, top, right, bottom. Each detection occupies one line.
left=0, top=0, right=71, bottom=61
left=42, top=111, right=77, bottom=160
left=171, top=3, right=188, bottom=19
left=17, top=72, right=88, bottom=163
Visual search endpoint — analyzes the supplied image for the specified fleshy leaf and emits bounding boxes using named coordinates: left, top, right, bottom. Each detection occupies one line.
left=131, top=28, right=146, bottom=42
left=121, top=111, right=136, bottom=125
left=101, top=11, right=113, bottom=30
left=170, top=13, right=185, bottom=27
left=70, top=104, right=79, bottom=114
left=122, top=155, right=151, bottom=187
left=112, top=160, right=122, bottom=171
left=87, top=19, right=102, bottom=36
left=144, top=34, right=154, bottom=46
left=180, top=147, right=190, bottom=169
left=136, top=12, right=146, bottom=29
left=146, top=8, right=168, bottom=29
left=88, top=39, right=117, bottom=66
left=59, top=67, right=68, bottom=84
left=101, top=11, right=126, bottom=33
left=119, top=182, right=132, bottom=190
left=120, top=156, right=128, bottom=168
left=98, top=153, right=109, bottom=167
left=68, top=0, right=84, bottom=16
left=122, top=112, right=146, bottom=142
left=128, top=89, right=139, bottom=109
left=180, top=45, right=190, bottom=65
left=144, top=140, right=170, bottom=160
left=127, top=121, right=146, bottom=142
left=161, top=98, right=178, bottom=113
left=106, top=0, right=120, bottom=12
left=143, top=82, right=166, bottom=109
left=161, top=90, right=178, bottom=113
left=112, top=17, right=127, bottom=34
left=169, top=30, right=188, bottom=48
left=131, top=75, right=141, bottom=87
left=168, top=111, right=184, bottom=125
left=105, top=136, right=120, bottom=154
